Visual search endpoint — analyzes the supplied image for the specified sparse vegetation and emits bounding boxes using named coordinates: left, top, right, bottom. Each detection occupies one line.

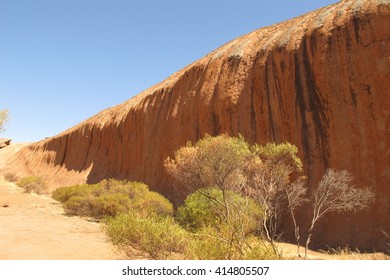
left=186, top=226, right=277, bottom=260
left=176, top=187, right=266, bottom=260
left=52, top=179, right=173, bottom=219
left=104, top=211, right=188, bottom=259
left=47, top=135, right=379, bottom=260
left=165, top=135, right=275, bottom=259
left=304, top=169, right=375, bottom=259
left=165, top=134, right=377, bottom=259
left=17, top=176, right=47, bottom=194
left=4, top=172, right=19, bottom=183
left=165, top=135, right=307, bottom=258
left=63, top=193, right=133, bottom=219
left=176, top=187, right=262, bottom=233
left=245, top=142, right=306, bottom=256
left=164, top=134, right=254, bottom=201
left=319, top=246, right=390, bottom=260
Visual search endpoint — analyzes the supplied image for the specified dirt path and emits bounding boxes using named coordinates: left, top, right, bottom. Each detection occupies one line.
left=0, top=143, right=118, bottom=259
left=0, top=179, right=119, bottom=260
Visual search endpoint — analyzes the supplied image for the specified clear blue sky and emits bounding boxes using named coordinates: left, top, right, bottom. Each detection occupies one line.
left=1, top=0, right=339, bottom=143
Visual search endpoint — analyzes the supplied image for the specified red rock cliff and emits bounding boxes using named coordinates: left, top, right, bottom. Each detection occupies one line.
left=5, top=0, right=390, bottom=250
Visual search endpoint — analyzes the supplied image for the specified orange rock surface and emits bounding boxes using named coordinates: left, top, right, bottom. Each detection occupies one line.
left=3, top=0, right=389, bottom=251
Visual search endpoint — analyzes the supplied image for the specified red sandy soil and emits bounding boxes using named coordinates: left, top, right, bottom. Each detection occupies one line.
left=0, top=144, right=119, bottom=260
left=0, top=180, right=120, bottom=260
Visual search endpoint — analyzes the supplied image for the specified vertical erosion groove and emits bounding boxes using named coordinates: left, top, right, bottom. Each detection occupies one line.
left=264, top=56, right=276, bottom=141
left=302, top=36, right=330, bottom=168
left=294, top=35, right=330, bottom=178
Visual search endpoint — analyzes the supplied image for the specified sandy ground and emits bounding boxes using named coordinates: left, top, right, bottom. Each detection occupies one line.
left=0, top=144, right=132, bottom=260
left=0, top=144, right=119, bottom=260
left=0, top=180, right=119, bottom=260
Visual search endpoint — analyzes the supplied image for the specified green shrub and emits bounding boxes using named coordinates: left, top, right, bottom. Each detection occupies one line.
left=52, top=184, right=96, bottom=203
left=186, top=226, right=237, bottom=260
left=62, top=193, right=133, bottom=219
left=243, top=236, right=280, bottom=260
left=63, top=196, right=93, bottom=216
left=132, top=191, right=174, bottom=217
left=89, top=193, right=133, bottom=219
left=176, top=187, right=263, bottom=233
left=109, top=180, right=149, bottom=198
left=52, top=179, right=173, bottom=219
left=177, top=187, right=265, bottom=260
left=104, top=211, right=188, bottom=259
left=176, top=188, right=222, bottom=230
left=186, top=227, right=278, bottom=260
left=17, top=176, right=47, bottom=194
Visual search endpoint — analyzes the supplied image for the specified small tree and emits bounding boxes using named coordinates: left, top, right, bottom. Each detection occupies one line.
left=0, top=109, right=10, bottom=134
left=17, top=176, right=48, bottom=194
left=246, top=142, right=305, bottom=256
left=284, top=177, right=307, bottom=257
left=166, top=137, right=308, bottom=258
left=304, top=169, right=375, bottom=259
left=177, top=187, right=263, bottom=259
left=165, top=134, right=254, bottom=222
left=165, top=134, right=262, bottom=259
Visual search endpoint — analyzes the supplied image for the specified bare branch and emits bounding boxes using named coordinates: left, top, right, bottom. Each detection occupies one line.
left=304, top=168, right=375, bottom=259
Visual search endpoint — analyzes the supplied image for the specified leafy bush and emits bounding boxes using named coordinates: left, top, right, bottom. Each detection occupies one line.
left=186, top=226, right=277, bottom=260
left=176, top=188, right=222, bottom=230
left=17, top=176, right=47, bottom=194
left=63, top=193, right=133, bottom=219
left=90, top=193, right=133, bottom=218
left=4, top=172, right=19, bottom=183
left=255, top=142, right=303, bottom=172
left=186, top=226, right=237, bottom=260
left=52, top=179, right=173, bottom=219
left=165, top=134, right=254, bottom=196
left=109, top=180, right=149, bottom=198
left=132, top=191, right=174, bottom=217
left=242, top=236, right=280, bottom=260
left=104, top=211, right=188, bottom=259
left=62, top=196, right=92, bottom=216
left=166, top=134, right=307, bottom=258
left=176, top=187, right=263, bottom=233
left=52, top=183, right=97, bottom=203
left=176, top=187, right=265, bottom=260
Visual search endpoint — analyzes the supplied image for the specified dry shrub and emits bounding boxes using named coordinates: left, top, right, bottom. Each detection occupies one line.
left=319, top=246, right=390, bottom=260
left=52, top=179, right=173, bottom=219
left=4, top=172, right=19, bottom=183
left=186, top=227, right=277, bottom=260
left=52, top=183, right=97, bottom=203
left=17, top=176, right=47, bottom=194
left=62, top=193, right=133, bottom=219
left=104, top=211, right=188, bottom=259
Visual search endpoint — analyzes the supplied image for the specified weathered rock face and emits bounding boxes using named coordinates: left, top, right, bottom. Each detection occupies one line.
left=4, top=0, right=390, bottom=250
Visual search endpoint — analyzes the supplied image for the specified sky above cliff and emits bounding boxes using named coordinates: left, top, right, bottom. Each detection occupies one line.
left=1, top=0, right=339, bottom=143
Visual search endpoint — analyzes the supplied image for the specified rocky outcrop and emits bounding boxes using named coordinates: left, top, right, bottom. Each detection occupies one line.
left=4, top=0, right=390, bottom=251
left=0, top=139, right=11, bottom=149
